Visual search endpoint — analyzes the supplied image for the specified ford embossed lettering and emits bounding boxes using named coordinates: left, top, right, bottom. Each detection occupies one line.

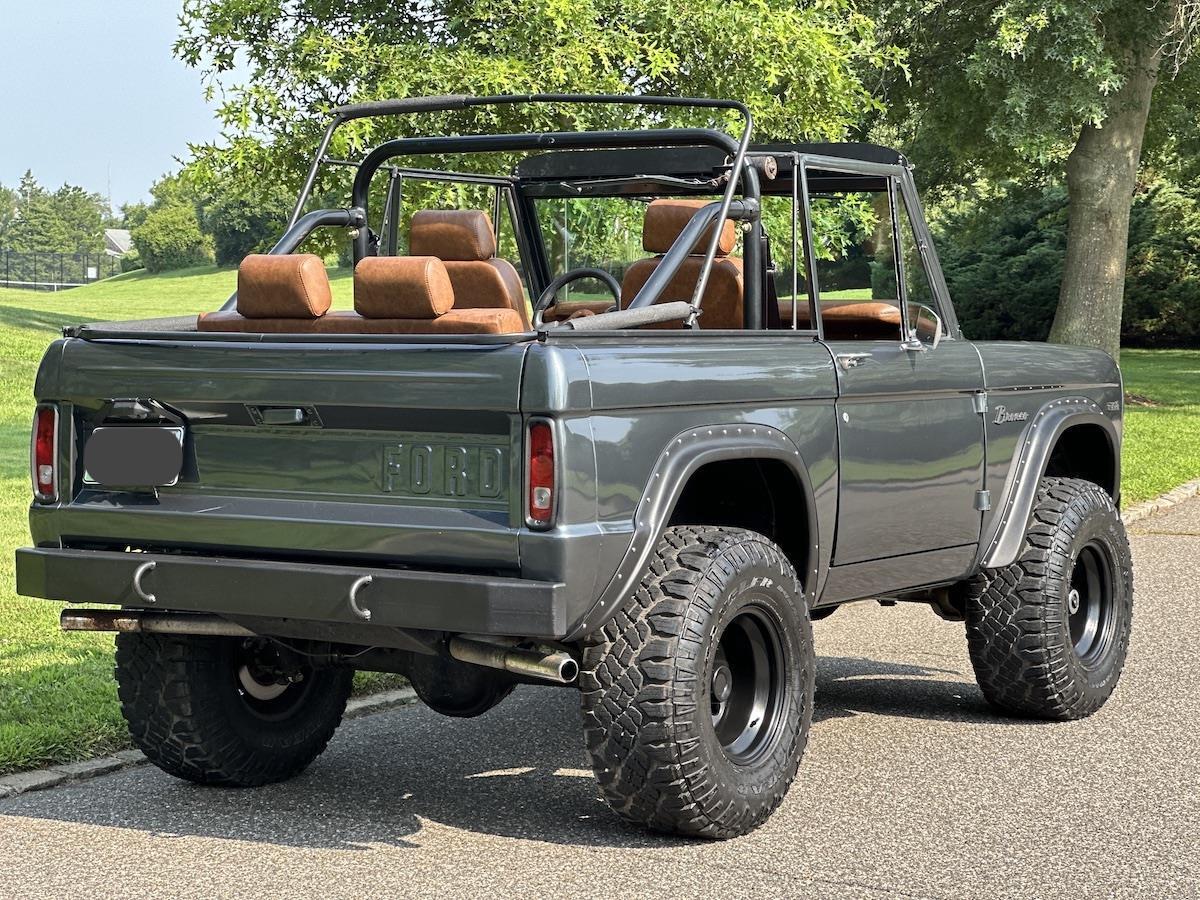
left=382, top=442, right=506, bottom=500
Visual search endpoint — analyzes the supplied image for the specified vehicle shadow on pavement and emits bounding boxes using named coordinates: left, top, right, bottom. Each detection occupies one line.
left=1, top=657, right=1022, bottom=851
left=813, top=655, right=1019, bottom=725
left=0, top=689, right=691, bottom=851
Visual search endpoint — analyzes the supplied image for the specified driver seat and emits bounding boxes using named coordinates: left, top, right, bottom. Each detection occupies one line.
left=619, top=199, right=744, bottom=329
left=410, top=209, right=530, bottom=329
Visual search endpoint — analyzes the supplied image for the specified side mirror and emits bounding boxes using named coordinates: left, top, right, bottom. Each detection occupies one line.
left=905, top=303, right=944, bottom=350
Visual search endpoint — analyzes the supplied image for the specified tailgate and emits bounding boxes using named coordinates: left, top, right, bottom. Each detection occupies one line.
left=32, top=335, right=531, bottom=570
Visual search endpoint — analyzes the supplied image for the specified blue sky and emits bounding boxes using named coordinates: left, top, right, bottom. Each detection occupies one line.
left=0, top=3, right=226, bottom=209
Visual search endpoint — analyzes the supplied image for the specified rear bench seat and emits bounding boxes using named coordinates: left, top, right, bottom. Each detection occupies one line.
left=197, top=254, right=525, bottom=334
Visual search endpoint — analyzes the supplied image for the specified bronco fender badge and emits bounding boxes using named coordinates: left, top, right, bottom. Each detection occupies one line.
left=993, top=405, right=1029, bottom=425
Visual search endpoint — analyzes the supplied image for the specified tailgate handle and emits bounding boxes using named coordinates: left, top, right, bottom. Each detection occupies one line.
left=256, top=406, right=309, bottom=426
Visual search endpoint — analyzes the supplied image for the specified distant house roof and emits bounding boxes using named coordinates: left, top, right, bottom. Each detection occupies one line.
left=104, top=228, right=132, bottom=256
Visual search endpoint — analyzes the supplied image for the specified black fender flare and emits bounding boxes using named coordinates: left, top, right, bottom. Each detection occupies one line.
left=978, top=397, right=1120, bottom=569
left=563, top=423, right=820, bottom=641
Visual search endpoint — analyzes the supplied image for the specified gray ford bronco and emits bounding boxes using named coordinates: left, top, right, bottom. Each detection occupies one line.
left=16, top=95, right=1133, bottom=839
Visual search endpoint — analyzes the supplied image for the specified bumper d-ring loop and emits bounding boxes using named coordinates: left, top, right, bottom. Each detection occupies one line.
left=132, top=560, right=157, bottom=604
left=348, top=575, right=373, bottom=621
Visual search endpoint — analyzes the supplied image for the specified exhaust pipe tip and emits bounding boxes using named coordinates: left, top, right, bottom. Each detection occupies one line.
left=448, top=636, right=579, bottom=685
left=557, top=656, right=580, bottom=683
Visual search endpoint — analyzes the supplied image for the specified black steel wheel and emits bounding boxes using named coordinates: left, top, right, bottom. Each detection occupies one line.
left=116, top=632, right=353, bottom=786
left=708, top=608, right=789, bottom=765
left=1067, top=541, right=1118, bottom=665
left=580, top=526, right=814, bottom=839
left=966, top=477, right=1133, bottom=720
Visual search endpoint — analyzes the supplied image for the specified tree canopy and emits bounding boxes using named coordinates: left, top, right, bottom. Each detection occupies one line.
left=873, top=1, right=1198, bottom=184
left=176, top=0, right=901, bottom=194
left=0, top=171, right=111, bottom=254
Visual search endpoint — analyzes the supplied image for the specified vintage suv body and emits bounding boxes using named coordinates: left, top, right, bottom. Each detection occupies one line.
left=15, top=95, right=1133, bottom=839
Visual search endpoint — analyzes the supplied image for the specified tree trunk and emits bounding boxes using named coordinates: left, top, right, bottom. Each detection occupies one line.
left=1048, top=45, right=1164, bottom=360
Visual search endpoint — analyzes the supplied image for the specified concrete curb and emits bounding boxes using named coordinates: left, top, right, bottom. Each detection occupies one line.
left=1121, top=477, right=1200, bottom=526
left=0, top=687, right=417, bottom=802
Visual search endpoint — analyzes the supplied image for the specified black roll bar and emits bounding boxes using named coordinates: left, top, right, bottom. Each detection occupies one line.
left=347, top=128, right=744, bottom=261
left=289, top=94, right=756, bottom=313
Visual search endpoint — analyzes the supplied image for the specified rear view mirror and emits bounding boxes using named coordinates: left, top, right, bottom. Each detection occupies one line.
left=907, top=303, right=944, bottom=350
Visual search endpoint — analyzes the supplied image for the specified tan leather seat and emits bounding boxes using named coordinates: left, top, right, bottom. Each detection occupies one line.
left=198, top=254, right=523, bottom=335
left=410, top=210, right=530, bottom=328
left=619, top=199, right=744, bottom=329
left=780, top=300, right=903, bottom=340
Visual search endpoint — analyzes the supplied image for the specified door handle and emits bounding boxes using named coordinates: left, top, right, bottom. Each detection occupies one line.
left=250, top=406, right=320, bottom=426
left=836, top=352, right=872, bottom=371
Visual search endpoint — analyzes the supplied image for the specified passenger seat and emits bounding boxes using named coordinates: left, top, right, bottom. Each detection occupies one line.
left=410, top=210, right=530, bottom=328
left=619, top=199, right=744, bottom=329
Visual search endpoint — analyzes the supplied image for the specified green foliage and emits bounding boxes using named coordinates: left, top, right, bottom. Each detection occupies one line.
left=1122, top=181, right=1200, bottom=347
left=0, top=171, right=110, bottom=254
left=119, top=250, right=144, bottom=273
left=119, top=201, right=150, bottom=231
left=174, top=0, right=901, bottom=211
left=873, top=1, right=1194, bottom=184
left=936, top=180, right=1200, bottom=347
left=935, top=183, right=1068, bottom=341
left=201, top=190, right=293, bottom=266
left=131, top=204, right=215, bottom=273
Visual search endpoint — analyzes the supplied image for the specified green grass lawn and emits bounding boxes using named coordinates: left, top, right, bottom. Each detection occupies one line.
left=0, top=270, right=1197, bottom=775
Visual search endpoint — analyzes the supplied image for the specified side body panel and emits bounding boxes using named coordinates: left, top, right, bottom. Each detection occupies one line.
left=973, top=342, right=1123, bottom=568
left=826, top=339, right=986, bottom=564
left=520, top=334, right=841, bottom=638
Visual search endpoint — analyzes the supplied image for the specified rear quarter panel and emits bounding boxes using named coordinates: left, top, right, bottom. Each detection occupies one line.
left=520, top=333, right=840, bottom=636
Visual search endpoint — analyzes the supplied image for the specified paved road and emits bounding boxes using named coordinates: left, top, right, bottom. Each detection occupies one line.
left=3, top=501, right=1198, bottom=899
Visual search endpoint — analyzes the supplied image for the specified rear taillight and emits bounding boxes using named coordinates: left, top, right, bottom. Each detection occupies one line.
left=31, top=405, right=58, bottom=501
left=527, top=419, right=555, bottom=527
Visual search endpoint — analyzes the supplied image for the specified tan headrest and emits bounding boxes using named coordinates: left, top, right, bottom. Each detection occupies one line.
left=410, top=210, right=496, bottom=261
left=354, top=256, right=454, bottom=319
left=643, top=199, right=737, bottom=256
left=236, top=254, right=332, bottom=318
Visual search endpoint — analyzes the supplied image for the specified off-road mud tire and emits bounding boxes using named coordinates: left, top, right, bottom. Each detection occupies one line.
left=580, top=526, right=814, bottom=839
left=966, top=477, right=1133, bottom=720
left=115, top=632, right=353, bottom=786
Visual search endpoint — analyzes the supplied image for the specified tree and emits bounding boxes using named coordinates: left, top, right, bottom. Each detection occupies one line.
left=0, top=170, right=110, bottom=254
left=131, top=204, right=215, bottom=273
left=174, top=0, right=901, bottom=209
left=872, top=0, right=1200, bottom=359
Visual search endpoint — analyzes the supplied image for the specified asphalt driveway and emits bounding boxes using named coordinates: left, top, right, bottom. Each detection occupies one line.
left=2, top=500, right=1198, bottom=899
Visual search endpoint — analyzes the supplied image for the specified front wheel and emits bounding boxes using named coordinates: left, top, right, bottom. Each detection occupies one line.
left=115, top=633, right=353, bottom=786
left=580, top=526, right=814, bottom=839
left=966, top=477, right=1133, bottom=720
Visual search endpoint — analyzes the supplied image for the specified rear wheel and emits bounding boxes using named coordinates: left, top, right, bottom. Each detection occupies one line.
left=580, top=526, right=814, bottom=839
left=115, top=633, right=352, bottom=786
left=966, top=477, right=1133, bottom=720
